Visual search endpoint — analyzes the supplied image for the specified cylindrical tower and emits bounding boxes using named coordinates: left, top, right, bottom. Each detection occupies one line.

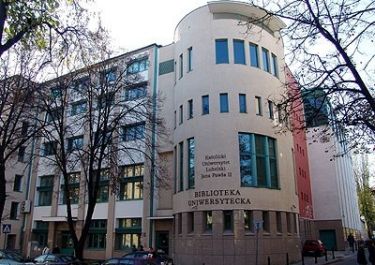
left=167, top=2, right=300, bottom=265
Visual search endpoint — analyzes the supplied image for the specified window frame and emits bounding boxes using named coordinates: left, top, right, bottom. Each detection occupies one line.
left=215, top=39, right=229, bottom=64
left=220, top=93, right=229, bottom=113
left=249, top=43, right=260, bottom=68
left=233, top=39, right=246, bottom=65
left=202, top=95, right=209, bottom=115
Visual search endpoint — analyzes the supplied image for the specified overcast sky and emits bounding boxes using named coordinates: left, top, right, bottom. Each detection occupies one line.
left=91, top=0, right=210, bottom=52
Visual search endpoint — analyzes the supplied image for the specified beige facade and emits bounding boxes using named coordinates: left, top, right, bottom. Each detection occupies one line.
left=20, top=2, right=303, bottom=265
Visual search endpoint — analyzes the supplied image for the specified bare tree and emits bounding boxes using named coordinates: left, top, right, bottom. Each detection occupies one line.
left=247, top=0, right=375, bottom=149
left=36, top=42, right=165, bottom=259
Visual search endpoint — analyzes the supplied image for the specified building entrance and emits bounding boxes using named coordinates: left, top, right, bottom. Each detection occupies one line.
left=60, top=232, right=74, bottom=255
left=319, top=229, right=337, bottom=250
left=155, top=231, right=169, bottom=254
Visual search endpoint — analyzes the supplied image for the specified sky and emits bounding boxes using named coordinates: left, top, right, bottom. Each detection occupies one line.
left=91, top=0, right=211, bottom=52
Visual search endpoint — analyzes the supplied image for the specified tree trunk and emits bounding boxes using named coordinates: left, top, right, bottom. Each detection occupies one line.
left=0, top=153, right=6, bottom=223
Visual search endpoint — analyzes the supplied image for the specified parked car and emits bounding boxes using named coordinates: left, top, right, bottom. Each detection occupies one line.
left=0, top=250, right=25, bottom=265
left=102, top=251, right=172, bottom=265
left=31, top=254, right=84, bottom=265
left=302, top=240, right=326, bottom=256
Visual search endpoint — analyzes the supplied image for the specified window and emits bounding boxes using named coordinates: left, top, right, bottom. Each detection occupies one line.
left=95, top=169, right=109, bottom=203
left=10, top=202, right=19, bottom=219
left=268, top=100, right=274, bottom=119
left=88, top=220, right=107, bottom=249
left=125, top=84, right=147, bottom=101
left=127, top=58, right=149, bottom=74
left=174, top=146, right=177, bottom=193
left=159, top=59, right=174, bottom=75
left=276, top=212, right=282, bottom=233
left=271, top=53, right=278, bottom=77
left=188, top=47, right=193, bottom=71
left=119, top=164, right=144, bottom=200
left=13, top=175, right=22, bottom=192
left=187, top=138, right=195, bottom=189
left=262, top=211, right=270, bottom=232
left=50, top=87, right=62, bottom=99
left=255, top=96, right=262, bottom=115
left=179, top=53, right=183, bottom=79
left=179, top=142, right=184, bottom=192
left=179, top=105, right=183, bottom=124
left=45, top=107, right=62, bottom=123
left=244, top=210, right=253, bottom=232
left=18, top=146, right=26, bottom=162
left=286, top=212, right=291, bottom=233
left=202, top=95, right=209, bottom=115
left=62, top=172, right=80, bottom=204
left=115, top=218, right=141, bottom=250
left=33, top=221, right=48, bottom=247
left=262, top=48, right=270, bottom=72
left=215, top=39, right=229, bottom=64
left=21, top=121, right=29, bottom=137
left=187, top=212, right=194, bottom=233
left=97, top=92, right=115, bottom=109
left=220, top=93, right=229, bottom=113
left=43, top=141, right=57, bottom=156
left=122, top=122, right=145, bottom=141
left=71, top=100, right=87, bottom=116
left=174, top=111, right=177, bottom=129
left=239, top=94, right=247, bottom=113
left=204, top=211, right=213, bottom=232
left=188, top=99, right=193, bottom=119
left=38, top=175, right=54, bottom=206
left=223, top=210, right=233, bottom=232
left=249, top=43, right=260, bottom=67
left=102, top=69, right=116, bottom=85
left=233, top=40, right=245, bottom=65
left=67, top=135, right=84, bottom=152
left=178, top=213, right=182, bottom=234
left=238, top=133, right=279, bottom=188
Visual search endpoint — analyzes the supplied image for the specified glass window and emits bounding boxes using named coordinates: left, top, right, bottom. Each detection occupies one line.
left=43, top=141, right=56, bottom=156
left=233, top=40, right=246, bottom=65
left=21, top=121, right=29, bottom=136
left=51, top=87, right=62, bottom=99
left=179, top=53, right=183, bottom=79
left=220, top=93, right=229, bottom=113
left=244, top=210, right=254, bottom=232
left=223, top=210, right=233, bottom=232
left=204, top=211, right=213, bottom=232
left=187, top=212, right=194, bottom=233
left=188, top=47, right=193, bottom=71
left=238, top=133, right=279, bottom=189
left=276, top=212, right=282, bottom=233
left=127, top=58, right=149, bottom=74
left=179, top=142, right=184, bottom=192
left=271, top=53, right=278, bottom=77
left=125, top=84, right=147, bottom=101
left=187, top=138, right=195, bottom=189
left=262, top=211, right=270, bottom=232
left=174, top=146, right=177, bottom=193
left=13, top=175, right=22, bottom=192
left=10, top=202, right=19, bottom=219
left=97, top=92, right=115, bottom=109
left=202, top=95, right=209, bottom=115
left=249, top=43, right=259, bottom=67
left=18, top=146, right=26, bottom=162
left=178, top=213, right=182, bottom=234
left=179, top=105, right=183, bottom=124
left=268, top=100, right=274, bottom=119
left=239, top=94, right=247, bottom=113
left=67, top=135, right=84, bottom=152
left=215, top=39, right=229, bottom=64
left=255, top=96, right=262, bottom=115
left=286, top=212, right=291, bottom=233
left=262, top=48, right=270, bottom=72
left=188, top=99, right=193, bottom=119
left=88, top=220, right=107, bottom=249
left=174, top=111, right=177, bottom=129
left=45, top=107, right=62, bottom=123
left=71, top=101, right=87, bottom=116
left=122, top=123, right=145, bottom=142
left=119, top=164, right=144, bottom=200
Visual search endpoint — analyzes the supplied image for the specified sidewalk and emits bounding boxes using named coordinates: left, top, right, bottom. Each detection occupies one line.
left=291, top=249, right=357, bottom=265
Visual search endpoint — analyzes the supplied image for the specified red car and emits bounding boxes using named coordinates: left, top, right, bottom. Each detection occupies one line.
left=302, top=240, right=326, bottom=256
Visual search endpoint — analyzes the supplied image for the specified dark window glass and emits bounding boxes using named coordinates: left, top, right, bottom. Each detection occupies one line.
left=239, top=133, right=254, bottom=187
left=262, top=48, right=270, bottom=72
left=88, top=220, right=107, bottom=249
left=239, top=94, right=247, bottom=113
left=13, top=175, right=22, bottom=192
left=45, top=107, right=62, bottom=123
left=249, top=43, right=259, bottom=67
left=244, top=210, right=254, bottom=232
left=202, top=95, right=209, bottom=115
left=223, top=210, right=233, bottom=231
left=10, top=202, right=19, bottom=219
left=268, top=100, right=274, bottom=119
left=38, top=175, right=54, bottom=206
left=43, top=141, right=57, bottom=156
left=127, top=59, right=149, bottom=74
left=179, top=142, right=184, bottom=192
left=276, top=212, right=282, bottom=233
left=188, top=99, right=193, bottom=119
left=269, top=138, right=278, bottom=188
left=271, top=53, right=278, bottom=77
left=215, top=39, right=229, bottom=64
left=179, top=105, right=183, bottom=124
left=125, top=85, right=147, bottom=101
left=255, top=96, right=262, bottom=115
left=122, top=123, right=145, bottom=142
left=18, top=146, right=26, bottom=162
left=21, top=121, right=29, bottom=136
left=188, top=212, right=194, bottom=233
left=71, top=101, right=87, bottom=116
left=67, top=136, right=84, bottom=152
left=220, top=93, right=229, bottom=113
left=262, top=211, right=270, bottom=232
left=255, top=135, right=267, bottom=187
left=178, top=213, right=182, bottom=234
left=179, top=53, right=183, bottom=79
left=233, top=40, right=246, bottom=65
